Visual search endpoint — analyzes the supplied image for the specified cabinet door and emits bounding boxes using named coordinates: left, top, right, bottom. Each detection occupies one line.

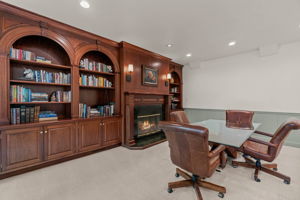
left=103, top=118, right=121, bottom=146
left=44, top=123, right=75, bottom=161
left=1, top=127, right=43, bottom=171
left=78, top=120, right=102, bottom=152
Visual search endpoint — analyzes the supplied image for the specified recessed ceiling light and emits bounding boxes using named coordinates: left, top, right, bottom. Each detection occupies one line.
left=228, top=41, right=237, bottom=47
left=80, top=0, right=90, bottom=8
left=167, top=44, right=173, bottom=47
left=186, top=53, right=192, bottom=57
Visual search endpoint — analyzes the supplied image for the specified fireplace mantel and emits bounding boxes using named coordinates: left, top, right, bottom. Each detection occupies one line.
left=124, top=93, right=171, bottom=146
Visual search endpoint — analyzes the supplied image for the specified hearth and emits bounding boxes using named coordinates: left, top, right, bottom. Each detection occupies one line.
left=134, top=104, right=164, bottom=139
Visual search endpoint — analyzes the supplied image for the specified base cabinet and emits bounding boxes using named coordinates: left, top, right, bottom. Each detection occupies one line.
left=78, top=120, right=102, bottom=152
left=103, top=118, right=121, bottom=146
left=1, top=127, right=43, bottom=171
left=0, top=117, right=121, bottom=176
left=44, top=123, right=75, bottom=161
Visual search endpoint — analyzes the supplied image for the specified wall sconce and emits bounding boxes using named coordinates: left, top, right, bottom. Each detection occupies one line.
left=165, top=73, right=172, bottom=86
left=126, top=64, right=134, bottom=82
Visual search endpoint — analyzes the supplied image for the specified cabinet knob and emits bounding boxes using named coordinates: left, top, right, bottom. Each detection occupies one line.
left=40, top=131, right=43, bottom=134
left=44, top=130, right=48, bottom=134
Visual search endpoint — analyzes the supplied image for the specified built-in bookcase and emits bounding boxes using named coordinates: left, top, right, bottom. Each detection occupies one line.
left=169, top=71, right=182, bottom=110
left=9, top=36, right=72, bottom=122
left=78, top=51, right=116, bottom=118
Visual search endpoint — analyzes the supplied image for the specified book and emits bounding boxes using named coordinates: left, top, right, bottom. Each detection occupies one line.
left=29, top=106, right=35, bottom=123
left=39, top=117, right=58, bottom=122
left=20, top=105, right=26, bottom=124
left=25, top=107, right=30, bottom=123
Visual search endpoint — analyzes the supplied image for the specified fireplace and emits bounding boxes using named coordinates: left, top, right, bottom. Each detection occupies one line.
left=134, top=104, right=164, bottom=138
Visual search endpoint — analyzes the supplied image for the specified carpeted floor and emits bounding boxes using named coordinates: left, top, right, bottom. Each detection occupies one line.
left=0, top=142, right=299, bottom=200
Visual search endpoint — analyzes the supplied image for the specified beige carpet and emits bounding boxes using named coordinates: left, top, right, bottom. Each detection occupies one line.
left=0, top=142, right=299, bottom=200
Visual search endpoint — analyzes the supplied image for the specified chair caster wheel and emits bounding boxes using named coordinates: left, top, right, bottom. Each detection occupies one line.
left=232, top=164, right=238, bottom=168
left=167, top=188, right=173, bottom=193
left=284, top=180, right=290, bottom=185
left=175, top=173, right=180, bottom=178
left=254, top=177, right=261, bottom=182
left=273, top=168, right=278, bottom=171
left=218, top=192, right=225, bottom=198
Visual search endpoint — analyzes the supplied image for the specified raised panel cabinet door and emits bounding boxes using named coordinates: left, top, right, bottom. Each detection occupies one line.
left=44, top=123, right=75, bottom=161
left=2, top=127, right=43, bottom=171
left=103, top=118, right=121, bottom=146
left=78, top=120, right=102, bottom=152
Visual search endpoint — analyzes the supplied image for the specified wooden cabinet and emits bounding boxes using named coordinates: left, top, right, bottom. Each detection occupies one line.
left=44, top=123, right=75, bottom=161
left=1, top=127, right=43, bottom=171
left=78, top=120, right=102, bottom=152
left=103, top=118, right=121, bottom=146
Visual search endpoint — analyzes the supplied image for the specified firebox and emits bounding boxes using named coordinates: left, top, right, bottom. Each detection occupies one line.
left=134, top=104, right=164, bottom=138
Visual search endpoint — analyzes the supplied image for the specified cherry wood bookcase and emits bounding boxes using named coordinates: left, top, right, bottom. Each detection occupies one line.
left=0, top=2, right=121, bottom=178
left=0, top=2, right=184, bottom=178
left=169, top=62, right=184, bottom=111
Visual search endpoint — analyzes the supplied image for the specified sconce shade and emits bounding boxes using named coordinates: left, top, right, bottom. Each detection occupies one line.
left=128, top=64, right=134, bottom=72
left=167, top=73, right=172, bottom=80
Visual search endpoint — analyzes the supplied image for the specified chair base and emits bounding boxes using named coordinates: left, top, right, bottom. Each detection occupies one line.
left=232, top=156, right=291, bottom=184
left=168, top=168, right=226, bottom=200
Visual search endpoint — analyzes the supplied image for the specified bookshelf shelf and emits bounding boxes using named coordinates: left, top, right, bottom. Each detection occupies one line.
left=10, top=58, right=71, bottom=70
left=170, top=82, right=180, bottom=86
left=10, top=102, right=71, bottom=105
left=10, top=80, right=71, bottom=87
left=79, top=68, right=114, bottom=76
left=79, top=85, right=115, bottom=89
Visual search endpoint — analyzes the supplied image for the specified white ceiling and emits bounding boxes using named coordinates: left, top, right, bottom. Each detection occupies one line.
left=3, top=0, right=300, bottom=64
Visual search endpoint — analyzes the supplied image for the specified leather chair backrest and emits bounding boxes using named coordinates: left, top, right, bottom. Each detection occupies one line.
left=159, top=121, right=210, bottom=177
left=226, top=110, right=254, bottom=129
left=170, top=111, right=190, bottom=124
left=269, top=119, right=300, bottom=158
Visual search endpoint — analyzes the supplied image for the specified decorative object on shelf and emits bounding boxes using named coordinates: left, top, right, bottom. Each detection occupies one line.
left=126, top=64, right=134, bottom=82
left=21, top=68, right=35, bottom=81
left=165, top=73, right=171, bottom=86
left=142, top=65, right=158, bottom=86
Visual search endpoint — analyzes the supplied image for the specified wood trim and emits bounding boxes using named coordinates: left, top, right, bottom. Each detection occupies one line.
left=120, top=41, right=171, bottom=61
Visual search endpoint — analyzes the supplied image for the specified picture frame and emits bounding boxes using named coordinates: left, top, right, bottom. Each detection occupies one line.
left=142, top=65, right=158, bottom=86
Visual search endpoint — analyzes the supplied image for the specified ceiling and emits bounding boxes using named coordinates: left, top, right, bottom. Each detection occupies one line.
left=3, top=0, right=300, bottom=64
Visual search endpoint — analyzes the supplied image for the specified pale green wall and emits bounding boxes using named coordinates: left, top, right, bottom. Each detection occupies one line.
left=185, top=108, right=300, bottom=148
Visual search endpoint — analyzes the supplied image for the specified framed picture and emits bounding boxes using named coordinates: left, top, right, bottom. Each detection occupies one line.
left=142, top=65, right=158, bottom=86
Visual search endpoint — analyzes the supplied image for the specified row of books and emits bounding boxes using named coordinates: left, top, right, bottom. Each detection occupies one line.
left=10, top=105, right=40, bottom=124
left=79, top=74, right=113, bottom=87
left=79, top=58, right=113, bottom=73
left=33, top=69, right=71, bottom=84
left=79, top=103, right=115, bottom=118
left=10, top=48, right=52, bottom=63
left=10, top=85, right=71, bottom=103
left=50, top=91, right=71, bottom=102
left=170, top=87, right=179, bottom=93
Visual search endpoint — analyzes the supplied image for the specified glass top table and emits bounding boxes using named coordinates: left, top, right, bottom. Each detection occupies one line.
left=191, top=119, right=261, bottom=148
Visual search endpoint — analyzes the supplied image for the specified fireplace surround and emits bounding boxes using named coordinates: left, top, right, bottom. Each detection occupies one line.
left=124, top=93, right=171, bottom=147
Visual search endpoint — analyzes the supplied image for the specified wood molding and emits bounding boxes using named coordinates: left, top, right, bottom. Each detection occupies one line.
left=120, top=41, right=171, bottom=61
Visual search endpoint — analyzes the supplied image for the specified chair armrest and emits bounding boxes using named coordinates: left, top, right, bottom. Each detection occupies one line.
left=254, top=130, right=273, bottom=137
left=208, top=145, right=226, bottom=158
left=247, top=137, right=277, bottom=148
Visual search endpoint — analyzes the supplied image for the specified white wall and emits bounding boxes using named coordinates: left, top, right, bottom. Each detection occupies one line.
left=183, top=41, right=300, bottom=113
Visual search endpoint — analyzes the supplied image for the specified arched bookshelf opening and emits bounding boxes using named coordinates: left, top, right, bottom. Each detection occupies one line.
left=9, top=35, right=72, bottom=124
left=78, top=51, right=117, bottom=118
left=169, top=71, right=182, bottom=111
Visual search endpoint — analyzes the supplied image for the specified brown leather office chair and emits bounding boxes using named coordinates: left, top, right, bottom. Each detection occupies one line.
left=225, top=110, right=254, bottom=158
left=226, top=110, right=254, bottom=129
left=232, top=118, right=300, bottom=184
left=159, top=121, right=226, bottom=200
left=170, top=111, right=190, bottom=124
